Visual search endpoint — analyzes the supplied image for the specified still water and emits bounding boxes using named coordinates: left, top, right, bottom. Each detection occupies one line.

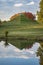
left=0, top=41, right=43, bottom=65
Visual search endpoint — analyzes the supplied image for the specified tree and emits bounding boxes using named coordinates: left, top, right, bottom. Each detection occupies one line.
left=24, top=12, right=35, bottom=20
left=37, top=0, right=43, bottom=23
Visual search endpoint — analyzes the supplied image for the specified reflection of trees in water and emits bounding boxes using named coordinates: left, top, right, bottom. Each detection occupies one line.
left=0, top=34, right=36, bottom=49
left=40, top=43, right=43, bottom=50
left=4, top=37, right=35, bottom=49
left=0, top=35, right=36, bottom=49
left=4, top=31, right=9, bottom=46
left=37, top=46, right=43, bottom=65
left=8, top=38, right=35, bottom=49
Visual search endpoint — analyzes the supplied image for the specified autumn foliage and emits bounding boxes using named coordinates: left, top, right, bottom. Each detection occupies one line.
left=24, top=12, right=35, bottom=20
left=10, top=13, right=19, bottom=20
left=10, top=12, right=35, bottom=21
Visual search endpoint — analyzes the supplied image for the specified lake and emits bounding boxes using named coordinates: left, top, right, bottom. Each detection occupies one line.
left=0, top=41, right=43, bottom=65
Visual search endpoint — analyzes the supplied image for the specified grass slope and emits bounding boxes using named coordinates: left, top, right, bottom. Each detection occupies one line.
left=0, top=13, right=43, bottom=38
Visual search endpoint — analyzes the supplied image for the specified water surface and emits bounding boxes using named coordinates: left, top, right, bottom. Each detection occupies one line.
left=0, top=41, right=43, bottom=65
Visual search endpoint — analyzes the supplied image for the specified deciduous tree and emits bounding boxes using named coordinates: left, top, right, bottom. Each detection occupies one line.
left=37, top=0, right=43, bottom=23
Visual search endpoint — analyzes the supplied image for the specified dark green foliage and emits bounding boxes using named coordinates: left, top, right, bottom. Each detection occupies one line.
left=37, top=0, right=43, bottom=23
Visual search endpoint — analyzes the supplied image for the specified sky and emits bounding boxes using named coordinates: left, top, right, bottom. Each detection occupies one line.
left=0, top=0, right=40, bottom=21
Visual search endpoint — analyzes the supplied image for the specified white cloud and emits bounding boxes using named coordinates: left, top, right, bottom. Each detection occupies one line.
left=14, top=3, right=23, bottom=7
left=14, top=1, right=35, bottom=7
left=26, top=1, right=35, bottom=5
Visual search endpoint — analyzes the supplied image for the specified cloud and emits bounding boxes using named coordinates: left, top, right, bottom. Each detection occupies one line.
left=14, top=3, right=23, bottom=7
left=26, top=1, right=35, bottom=5
left=14, top=1, right=35, bottom=7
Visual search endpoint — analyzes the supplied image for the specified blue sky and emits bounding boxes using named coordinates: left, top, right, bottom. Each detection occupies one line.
left=0, top=0, right=40, bottom=21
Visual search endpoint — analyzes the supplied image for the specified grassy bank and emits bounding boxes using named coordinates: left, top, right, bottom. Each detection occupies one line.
left=0, top=13, right=43, bottom=42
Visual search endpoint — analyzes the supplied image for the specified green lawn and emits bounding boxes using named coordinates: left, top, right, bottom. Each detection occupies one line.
left=0, top=14, right=43, bottom=38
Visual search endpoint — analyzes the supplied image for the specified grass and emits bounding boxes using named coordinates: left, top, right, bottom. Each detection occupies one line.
left=0, top=14, right=43, bottom=41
